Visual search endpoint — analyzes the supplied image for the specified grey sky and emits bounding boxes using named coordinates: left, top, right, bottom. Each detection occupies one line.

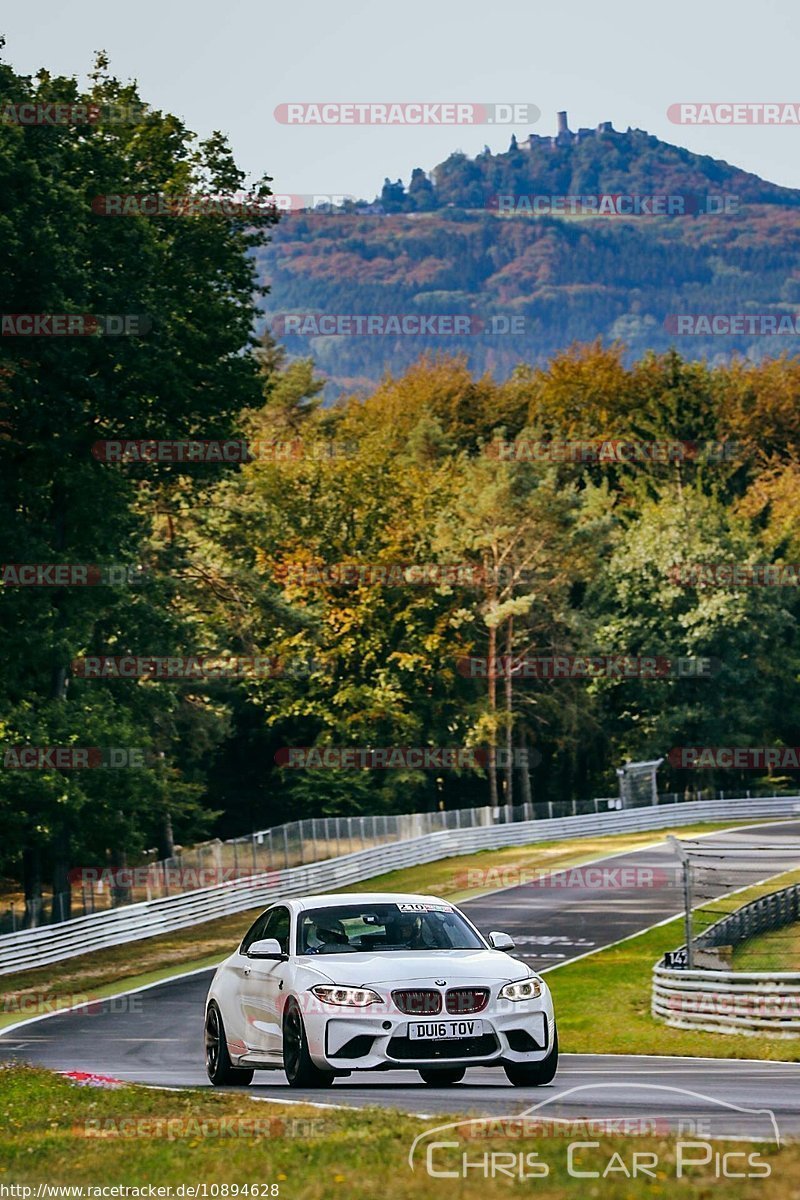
left=3, top=0, right=799, bottom=198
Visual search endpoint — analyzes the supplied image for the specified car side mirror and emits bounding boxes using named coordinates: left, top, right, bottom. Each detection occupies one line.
left=489, top=931, right=515, bottom=950
left=247, top=938, right=287, bottom=959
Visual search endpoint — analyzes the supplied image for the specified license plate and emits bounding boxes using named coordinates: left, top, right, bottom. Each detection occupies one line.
left=408, top=1019, right=483, bottom=1040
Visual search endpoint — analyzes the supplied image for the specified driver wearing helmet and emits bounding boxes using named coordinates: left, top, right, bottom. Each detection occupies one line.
left=305, top=915, right=349, bottom=952
left=387, top=910, right=428, bottom=949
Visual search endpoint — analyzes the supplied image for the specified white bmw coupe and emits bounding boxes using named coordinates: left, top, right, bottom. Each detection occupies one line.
left=205, top=892, right=557, bottom=1088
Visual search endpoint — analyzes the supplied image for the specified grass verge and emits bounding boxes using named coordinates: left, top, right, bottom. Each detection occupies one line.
left=732, top=920, right=800, bottom=971
left=0, top=1065, right=796, bottom=1197
left=550, top=868, right=800, bottom=1061
left=0, top=819, right=772, bottom=1027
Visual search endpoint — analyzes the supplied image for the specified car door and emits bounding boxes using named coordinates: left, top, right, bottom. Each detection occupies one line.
left=215, top=910, right=272, bottom=1054
left=239, top=905, right=292, bottom=1059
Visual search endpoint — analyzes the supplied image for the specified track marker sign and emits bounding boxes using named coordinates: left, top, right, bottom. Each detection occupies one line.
left=664, top=948, right=688, bottom=968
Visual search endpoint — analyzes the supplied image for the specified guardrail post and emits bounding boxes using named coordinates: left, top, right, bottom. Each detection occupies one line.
left=668, top=835, right=694, bottom=969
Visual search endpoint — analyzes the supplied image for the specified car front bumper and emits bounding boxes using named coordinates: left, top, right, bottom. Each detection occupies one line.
left=306, top=1003, right=555, bottom=1071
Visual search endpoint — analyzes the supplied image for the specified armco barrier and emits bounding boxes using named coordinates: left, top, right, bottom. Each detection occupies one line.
left=696, top=881, right=800, bottom=955
left=652, top=875, right=800, bottom=1036
left=652, top=965, right=800, bottom=1037
left=2, top=795, right=798, bottom=976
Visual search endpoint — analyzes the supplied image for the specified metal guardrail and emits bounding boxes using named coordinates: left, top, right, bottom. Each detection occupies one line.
left=653, top=881, right=800, bottom=1036
left=6, top=785, right=791, bottom=934
left=111, top=787, right=800, bottom=907
left=2, top=800, right=608, bottom=931
left=1, top=794, right=797, bottom=977
left=8, top=787, right=789, bottom=931
left=652, top=966, right=800, bottom=1036
left=696, top=882, right=800, bottom=953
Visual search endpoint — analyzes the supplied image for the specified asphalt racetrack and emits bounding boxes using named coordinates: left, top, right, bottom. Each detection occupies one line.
left=2, top=819, right=799, bottom=1136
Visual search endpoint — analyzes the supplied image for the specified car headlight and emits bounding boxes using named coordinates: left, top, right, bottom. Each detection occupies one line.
left=499, top=978, right=542, bottom=1002
left=310, top=985, right=382, bottom=1007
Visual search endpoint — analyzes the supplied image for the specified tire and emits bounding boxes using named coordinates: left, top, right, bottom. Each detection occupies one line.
left=282, top=1000, right=335, bottom=1088
left=503, top=1026, right=559, bottom=1087
left=205, top=1002, right=254, bottom=1087
left=418, top=1067, right=466, bottom=1086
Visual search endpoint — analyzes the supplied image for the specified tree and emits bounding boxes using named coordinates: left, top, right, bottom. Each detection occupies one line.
left=432, top=450, right=609, bottom=806
left=408, top=167, right=436, bottom=211
left=585, top=486, right=798, bottom=793
left=0, top=48, right=278, bottom=920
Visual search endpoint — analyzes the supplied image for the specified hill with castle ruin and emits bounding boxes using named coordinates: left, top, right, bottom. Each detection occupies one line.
left=255, top=114, right=800, bottom=397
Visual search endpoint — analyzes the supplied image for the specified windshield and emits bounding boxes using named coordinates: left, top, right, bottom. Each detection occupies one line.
left=297, top=902, right=485, bottom=954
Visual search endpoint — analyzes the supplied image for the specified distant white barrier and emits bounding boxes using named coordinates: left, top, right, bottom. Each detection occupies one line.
left=1, top=794, right=798, bottom=976
left=652, top=871, right=800, bottom=1037
left=652, top=965, right=800, bottom=1037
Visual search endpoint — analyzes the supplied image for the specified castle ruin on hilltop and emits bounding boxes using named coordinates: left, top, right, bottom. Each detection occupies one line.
left=526, top=111, right=617, bottom=150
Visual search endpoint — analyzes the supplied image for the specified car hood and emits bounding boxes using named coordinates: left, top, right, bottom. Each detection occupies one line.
left=303, top=949, right=532, bottom=987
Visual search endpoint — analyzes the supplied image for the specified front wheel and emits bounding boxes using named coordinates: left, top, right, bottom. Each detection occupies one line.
left=418, top=1067, right=466, bottom=1086
left=282, top=1000, right=335, bottom=1088
left=503, top=1026, right=558, bottom=1087
left=205, top=1002, right=254, bottom=1087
